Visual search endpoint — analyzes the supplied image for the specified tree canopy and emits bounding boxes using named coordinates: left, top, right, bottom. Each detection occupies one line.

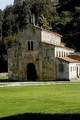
left=0, top=0, right=80, bottom=51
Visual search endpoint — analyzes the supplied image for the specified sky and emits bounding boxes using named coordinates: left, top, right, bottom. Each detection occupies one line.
left=0, top=0, right=14, bottom=10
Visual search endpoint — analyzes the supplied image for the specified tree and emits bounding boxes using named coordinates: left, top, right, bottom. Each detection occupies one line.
left=31, top=0, right=56, bottom=25
left=2, top=6, right=15, bottom=37
left=38, top=14, right=50, bottom=30
left=1, top=0, right=80, bottom=51
left=0, top=9, right=3, bottom=41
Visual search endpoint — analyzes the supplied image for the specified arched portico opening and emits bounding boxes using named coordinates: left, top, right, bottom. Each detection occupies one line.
left=27, top=63, right=38, bottom=81
left=77, top=66, right=80, bottom=78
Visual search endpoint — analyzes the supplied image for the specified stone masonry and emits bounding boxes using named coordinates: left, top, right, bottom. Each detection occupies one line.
left=8, top=25, right=56, bottom=81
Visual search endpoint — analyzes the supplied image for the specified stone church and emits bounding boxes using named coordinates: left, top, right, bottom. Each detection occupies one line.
left=8, top=25, right=80, bottom=81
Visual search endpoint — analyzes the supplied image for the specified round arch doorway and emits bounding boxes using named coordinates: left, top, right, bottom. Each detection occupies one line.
left=27, top=63, right=38, bottom=81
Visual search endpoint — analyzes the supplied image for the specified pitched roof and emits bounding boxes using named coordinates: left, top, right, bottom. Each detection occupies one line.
left=34, top=25, right=62, bottom=37
left=42, top=42, right=74, bottom=51
left=68, top=55, right=80, bottom=61
left=57, top=57, right=80, bottom=63
left=55, top=44, right=74, bottom=51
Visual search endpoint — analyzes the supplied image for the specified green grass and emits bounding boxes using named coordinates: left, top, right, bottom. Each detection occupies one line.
left=0, top=83, right=80, bottom=117
left=0, top=76, right=8, bottom=80
left=0, top=73, right=8, bottom=80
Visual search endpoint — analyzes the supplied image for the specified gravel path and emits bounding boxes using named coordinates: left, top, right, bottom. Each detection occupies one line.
left=0, top=81, right=80, bottom=87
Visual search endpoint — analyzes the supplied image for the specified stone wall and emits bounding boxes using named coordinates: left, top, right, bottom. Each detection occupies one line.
left=8, top=45, right=19, bottom=80
left=8, top=25, right=56, bottom=81
left=56, top=59, right=69, bottom=80
left=40, top=43, right=56, bottom=80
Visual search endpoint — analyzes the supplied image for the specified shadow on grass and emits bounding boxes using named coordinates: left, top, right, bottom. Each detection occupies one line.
left=0, top=113, right=80, bottom=120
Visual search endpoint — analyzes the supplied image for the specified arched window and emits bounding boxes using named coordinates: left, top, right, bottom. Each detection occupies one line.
left=31, top=41, right=33, bottom=50
left=71, top=66, right=72, bottom=72
left=28, top=41, right=34, bottom=50
left=62, top=51, right=64, bottom=57
left=64, top=52, right=66, bottom=57
left=28, top=41, right=30, bottom=50
left=56, top=51, right=58, bottom=57
left=59, top=51, right=61, bottom=57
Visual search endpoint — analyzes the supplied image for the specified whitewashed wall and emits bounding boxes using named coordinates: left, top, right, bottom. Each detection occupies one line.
left=55, top=47, right=74, bottom=58
left=41, top=30, right=61, bottom=46
left=56, top=59, right=80, bottom=80
left=69, top=63, right=80, bottom=80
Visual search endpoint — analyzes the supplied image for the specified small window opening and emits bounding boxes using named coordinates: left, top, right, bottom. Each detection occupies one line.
left=28, top=41, right=30, bottom=50
left=31, top=41, right=33, bottom=50
left=28, top=41, right=34, bottom=50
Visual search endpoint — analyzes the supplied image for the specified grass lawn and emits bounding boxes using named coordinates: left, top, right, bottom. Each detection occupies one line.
left=0, top=83, right=80, bottom=118
left=0, top=73, right=8, bottom=80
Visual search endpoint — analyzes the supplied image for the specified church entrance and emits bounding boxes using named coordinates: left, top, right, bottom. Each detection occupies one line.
left=27, top=63, right=37, bottom=81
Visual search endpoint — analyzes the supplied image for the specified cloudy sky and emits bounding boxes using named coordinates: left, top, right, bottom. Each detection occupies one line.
left=0, top=0, right=14, bottom=10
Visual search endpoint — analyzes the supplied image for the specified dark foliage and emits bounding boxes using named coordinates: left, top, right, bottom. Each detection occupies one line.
left=0, top=0, right=80, bottom=66
left=1, top=113, right=80, bottom=120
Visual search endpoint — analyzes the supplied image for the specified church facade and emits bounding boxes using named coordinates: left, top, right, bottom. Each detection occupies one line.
left=8, top=25, right=80, bottom=81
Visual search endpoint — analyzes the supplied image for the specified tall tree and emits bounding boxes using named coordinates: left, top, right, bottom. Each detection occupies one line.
left=2, top=6, right=15, bottom=37
left=38, top=14, right=50, bottom=30
left=0, top=9, right=3, bottom=41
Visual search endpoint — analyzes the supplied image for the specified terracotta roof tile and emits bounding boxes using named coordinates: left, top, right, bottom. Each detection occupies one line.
left=34, top=25, right=62, bottom=37
left=55, top=44, right=74, bottom=51
left=42, top=42, right=74, bottom=51
left=68, top=55, right=80, bottom=61
left=57, top=57, right=80, bottom=63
